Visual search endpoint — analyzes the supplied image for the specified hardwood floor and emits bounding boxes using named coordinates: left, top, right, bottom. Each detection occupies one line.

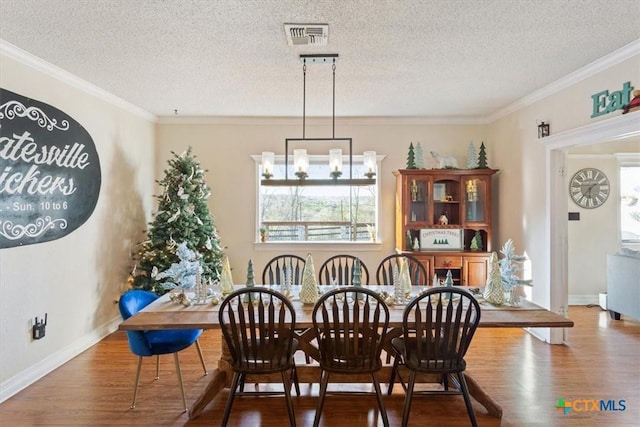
left=1, top=306, right=638, bottom=426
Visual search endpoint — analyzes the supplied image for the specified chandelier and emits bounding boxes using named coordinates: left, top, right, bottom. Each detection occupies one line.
left=260, top=54, right=376, bottom=187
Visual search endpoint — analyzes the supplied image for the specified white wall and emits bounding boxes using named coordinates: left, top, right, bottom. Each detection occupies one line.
left=0, top=47, right=156, bottom=401
left=567, top=141, right=640, bottom=304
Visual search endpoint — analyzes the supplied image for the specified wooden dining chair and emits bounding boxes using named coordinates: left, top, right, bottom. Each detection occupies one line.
left=318, top=254, right=370, bottom=286
left=261, top=254, right=306, bottom=286
left=376, top=253, right=429, bottom=286
left=218, top=287, right=299, bottom=427
left=388, top=287, right=481, bottom=427
left=311, top=287, right=390, bottom=427
left=118, top=290, right=207, bottom=412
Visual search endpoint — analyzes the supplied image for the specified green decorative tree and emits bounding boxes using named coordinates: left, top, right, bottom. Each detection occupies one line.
left=477, top=142, right=489, bottom=169
left=128, top=148, right=224, bottom=295
left=406, top=143, right=417, bottom=169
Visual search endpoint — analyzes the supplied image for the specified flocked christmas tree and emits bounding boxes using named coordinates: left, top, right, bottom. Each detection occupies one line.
left=128, top=148, right=224, bottom=295
left=406, top=143, right=417, bottom=169
left=477, top=142, right=489, bottom=169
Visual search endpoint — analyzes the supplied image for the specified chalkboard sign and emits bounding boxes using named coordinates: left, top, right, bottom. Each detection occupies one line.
left=0, top=88, right=101, bottom=248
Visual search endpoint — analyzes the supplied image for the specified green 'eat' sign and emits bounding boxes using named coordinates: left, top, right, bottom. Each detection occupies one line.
left=591, top=81, right=634, bottom=118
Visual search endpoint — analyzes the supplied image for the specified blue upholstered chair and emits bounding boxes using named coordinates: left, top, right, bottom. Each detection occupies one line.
left=118, top=290, right=207, bottom=412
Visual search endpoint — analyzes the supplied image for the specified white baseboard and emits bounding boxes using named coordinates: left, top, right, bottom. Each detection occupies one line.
left=0, top=316, right=122, bottom=403
left=568, top=294, right=599, bottom=305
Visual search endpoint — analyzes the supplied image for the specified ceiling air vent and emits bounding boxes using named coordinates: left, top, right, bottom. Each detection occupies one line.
left=284, top=23, right=328, bottom=46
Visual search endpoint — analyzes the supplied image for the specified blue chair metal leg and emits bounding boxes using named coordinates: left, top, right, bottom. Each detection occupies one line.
left=173, top=353, right=187, bottom=413
left=195, top=339, right=207, bottom=375
left=131, top=356, right=143, bottom=409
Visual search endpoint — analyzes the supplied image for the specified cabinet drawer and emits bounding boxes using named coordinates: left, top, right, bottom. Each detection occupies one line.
left=434, top=255, right=462, bottom=268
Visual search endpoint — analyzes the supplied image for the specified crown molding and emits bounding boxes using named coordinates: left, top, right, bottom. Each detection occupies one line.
left=156, top=115, right=486, bottom=126
left=540, top=112, right=640, bottom=150
left=487, top=38, right=640, bottom=123
left=0, top=39, right=156, bottom=121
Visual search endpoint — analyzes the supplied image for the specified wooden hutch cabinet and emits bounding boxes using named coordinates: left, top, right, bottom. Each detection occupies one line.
left=394, top=168, right=498, bottom=286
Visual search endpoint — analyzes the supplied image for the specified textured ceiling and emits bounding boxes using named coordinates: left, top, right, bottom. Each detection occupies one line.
left=1, top=0, right=639, bottom=119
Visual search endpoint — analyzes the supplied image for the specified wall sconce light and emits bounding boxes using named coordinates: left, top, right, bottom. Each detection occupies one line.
left=537, top=121, right=550, bottom=139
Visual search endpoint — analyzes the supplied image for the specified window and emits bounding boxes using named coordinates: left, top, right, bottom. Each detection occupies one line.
left=620, top=162, right=640, bottom=243
left=256, top=155, right=379, bottom=243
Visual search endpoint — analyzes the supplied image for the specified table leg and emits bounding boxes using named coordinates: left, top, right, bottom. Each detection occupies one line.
left=188, top=368, right=226, bottom=419
left=463, top=372, right=503, bottom=418
left=188, top=338, right=233, bottom=420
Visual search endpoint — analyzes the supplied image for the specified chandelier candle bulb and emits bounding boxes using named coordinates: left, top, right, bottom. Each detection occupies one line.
left=293, top=149, right=308, bottom=179
left=363, top=151, right=377, bottom=178
left=329, top=148, right=342, bottom=179
left=261, top=151, right=274, bottom=179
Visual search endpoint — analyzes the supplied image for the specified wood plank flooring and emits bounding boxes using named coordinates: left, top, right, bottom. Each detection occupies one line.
left=1, top=306, right=638, bottom=426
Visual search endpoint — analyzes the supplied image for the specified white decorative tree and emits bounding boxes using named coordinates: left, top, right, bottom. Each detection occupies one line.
left=483, top=252, right=505, bottom=304
left=415, top=142, right=426, bottom=169
left=467, top=142, right=478, bottom=168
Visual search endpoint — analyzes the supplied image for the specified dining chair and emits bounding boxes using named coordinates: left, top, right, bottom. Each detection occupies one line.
left=311, top=287, right=390, bottom=427
left=376, top=253, right=429, bottom=286
left=261, top=254, right=306, bottom=286
left=318, top=254, right=370, bottom=286
left=388, top=287, right=481, bottom=427
left=218, top=287, right=299, bottom=427
left=118, top=290, right=207, bottom=412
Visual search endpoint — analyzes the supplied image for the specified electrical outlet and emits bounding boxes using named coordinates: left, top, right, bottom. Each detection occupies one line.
left=32, top=314, right=47, bottom=340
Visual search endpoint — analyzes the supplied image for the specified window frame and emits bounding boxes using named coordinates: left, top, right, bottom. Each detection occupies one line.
left=252, top=153, right=383, bottom=247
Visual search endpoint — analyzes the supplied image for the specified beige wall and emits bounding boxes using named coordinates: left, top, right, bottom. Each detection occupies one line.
left=0, top=53, right=156, bottom=399
left=156, top=119, right=487, bottom=278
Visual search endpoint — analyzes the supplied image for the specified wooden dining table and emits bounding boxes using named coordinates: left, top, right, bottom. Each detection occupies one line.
left=119, top=285, right=573, bottom=420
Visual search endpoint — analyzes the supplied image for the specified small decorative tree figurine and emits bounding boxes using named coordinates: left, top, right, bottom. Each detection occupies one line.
left=470, top=231, right=483, bottom=251
left=244, top=259, right=256, bottom=303
left=406, top=143, right=417, bottom=169
left=467, top=142, right=478, bottom=169
left=219, top=255, right=234, bottom=296
left=299, top=253, right=319, bottom=305
left=352, top=258, right=363, bottom=300
left=477, top=142, right=489, bottom=169
left=483, top=252, right=505, bottom=304
left=415, top=142, right=426, bottom=169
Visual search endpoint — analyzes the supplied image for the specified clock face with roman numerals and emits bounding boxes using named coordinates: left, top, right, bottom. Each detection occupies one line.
left=569, top=168, right=610, bottom=209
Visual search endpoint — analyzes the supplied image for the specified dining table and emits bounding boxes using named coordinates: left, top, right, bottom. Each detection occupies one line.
left=118, top=285, right=574, bottom=420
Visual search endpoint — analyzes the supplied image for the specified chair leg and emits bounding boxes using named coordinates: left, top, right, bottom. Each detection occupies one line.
left=313, top=370, right=331, bottom=427
left=291, top=365, right=300, bottom=396
left=130, top=356, right=143, bottom=409
left=442, top=373, right=449, bottom=391
left=457, top=372, right=478, bottom=427
left=388, top=356, right=399, bottom=395
left=221, top=372, right=242, bottom=427
left=401, top=371, right=417, bottom=427
left=155, top=355, right=160, bottom=380
left=194, top=339, right=208, bottom=375
left=173, top=353, right=187, bottom=413
left=281, top=371, right=297, bottom=427
left=371, top=373, right=389, bottom=427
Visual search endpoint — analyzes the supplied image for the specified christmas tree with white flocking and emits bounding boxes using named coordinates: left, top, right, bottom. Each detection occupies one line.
left=128, top=147, right=224, bottom=295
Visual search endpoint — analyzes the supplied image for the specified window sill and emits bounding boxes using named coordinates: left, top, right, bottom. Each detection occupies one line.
left=254, top=241, right=383, bottom=252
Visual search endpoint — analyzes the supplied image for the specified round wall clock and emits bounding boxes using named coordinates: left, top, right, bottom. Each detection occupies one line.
left=569, top=167, right=610, bottom=209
